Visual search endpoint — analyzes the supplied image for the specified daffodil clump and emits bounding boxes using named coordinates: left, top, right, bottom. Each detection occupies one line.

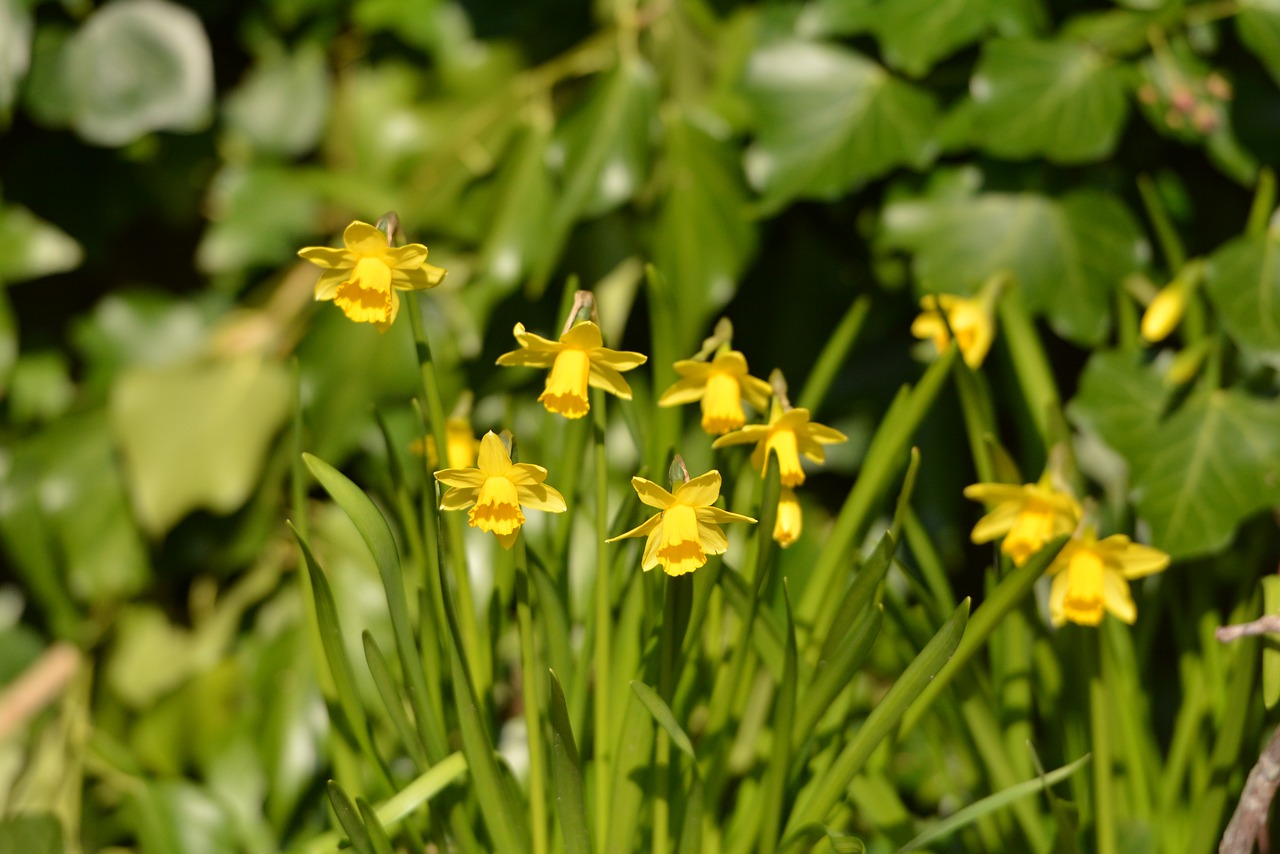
left=298, top=220, right=446, bottom=330
left=964, top=475, right=1083, bottom=566
left=434, top=431, right=566, bottom=548
left=1048, top=530, right=1170, bottom=626
left=607, top=469, right=755, bottom=576
left=497, top=320, right=647, bottom=418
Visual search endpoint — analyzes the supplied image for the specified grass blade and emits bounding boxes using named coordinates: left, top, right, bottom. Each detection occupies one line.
left=631, top=680, right=696, bottom=760
left=549, top=669, right=592, bottom=854
left=759, top=582, right=798, bottom=854
left=326, top=781, right=375, bottom=854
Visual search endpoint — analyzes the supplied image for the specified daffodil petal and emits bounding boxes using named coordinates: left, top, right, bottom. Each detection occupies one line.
left=631, top=477, right=675, bottom=510
left=607, top=512, right=662, bottom=542
left=516, top=483, right=567, bottom=513
left=711, top=351, right=749, bottom=375
left=507, top=464, right=548, bottom=485
left=497, top=530, right=519, bottom=549
left=740, top=375, right=774, bottom=411
left=969, top=503, right=1018, bottom=543
left=560, top=321, right=604, bottom=350
left=590, top=347, right=648, bottom=371
left=512, top=323, right=563, bottom=352
left=806, top=424, right=848, bottom=444
left=588, top=363, right=634, bottom=399
left=1112, top=541, right=1171, bottom=579
left=441, top=486, right=480, bottom=511
left=497, top=349, right=558, bottom=368
left=963, top=483, right=1031, bottom=504
left=476, top=432, right=512, bottom=474
left=672, top=360, right=713, bottom=378
left=391, top=266, right=430, bottom=290
left=675, top=472, right=722, bottom=507
left=698, top=506, right=757, bottom=525
left=435, top=467, right=486, bottom=489
left=375, top=288, right=400, bottom=332
left=797, top=437, right=828, bottom=464
left=314, top=267, right=349, bottom=300
left=1048, top=571, right=1069, bottom=627
left=298, top=246, right=351, bottom=268
left=910, top=313, right=944, bottom=339
left=385, top=244, right=428, bottom=268
left=641, top=525, right=663, bottom=571
left=696, top=520, right=729, bottom=555
left=1103, top=572, right=1137, bottom=623
left=344, top=221, right=388, bottom=255
left=711, top=426, right=769, bottom=448
left=658, top=377, right=707, bottom=406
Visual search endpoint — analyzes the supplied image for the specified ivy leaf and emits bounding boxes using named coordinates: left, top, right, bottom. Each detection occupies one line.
left=1131, top=390, right=1280, bottom=558
left=1238, top=0, right=1280, bottom=87
left=743, top=39, right=937, bottom=214
left=1204, top=231, right=1280, bottom=352
left=64, top=0, right=214, bottom=146
left=109, top=355, right=292, bottom=535
left=1066, top=350, right=1167, bottom=463
left=223, top=44, right=330, bottom=157
left=880, top=189, right=1146, bottom=344
left=970, top=39, right=1129, bottom=163
left=0, top=203, right=84, bottom=284
left=651, top=114, right=757, bottom=349
left=871, top=0, right=998, bottom=77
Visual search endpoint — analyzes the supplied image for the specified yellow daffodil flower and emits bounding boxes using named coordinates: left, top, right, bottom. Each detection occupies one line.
left=964, top=477, right=1082, bottom=566
left=410, top=417, right=480, bottom=469
left=1047, top=531, right=1170, bottom=626
left=298, top=221, right=446, bottom=331
left=657, top=350, right=774, bottom=435
left=773, top=487, right=802, bottom=548
left=496, top=321, right=647, bottom=418
left=1140, top=259, right=1203, bottom=344
left=712, top=406, right=846, bottom=487
left=911, top=293, right=995, bottom=369
left=606, top=470, right=755, bottom=576
left=434, top=431, right=566, bottom=548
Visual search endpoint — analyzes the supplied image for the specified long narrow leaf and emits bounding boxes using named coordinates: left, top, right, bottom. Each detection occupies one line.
left=631, top=680, right=696, bottom=760
left=759, top=582, right=798, bottom=854
left=898, top=754, right=1092, bottom=852
left=326, top=781, right=376, bottom=854
left=549, top=670, right=593, bottom=854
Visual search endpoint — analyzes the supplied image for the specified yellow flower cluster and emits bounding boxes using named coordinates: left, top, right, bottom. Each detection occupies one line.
left=964, top=472, right=1171, bottom=626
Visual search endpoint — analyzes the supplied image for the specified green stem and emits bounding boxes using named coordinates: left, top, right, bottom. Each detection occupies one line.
left=797, top=295, right=872, bottom=413
left=653, top=579, right=679, bottom=854
left=1137, top=173, right=1187, bottom=271
left=592, top=389, right=614, bottom=854
left=996, top=290, right=1059, bottom=452
left=516, top=540, right=550, bottom=854
left=952, top=361, right=995, bottom=484
left=1086, top=630, right=1116, bottom=854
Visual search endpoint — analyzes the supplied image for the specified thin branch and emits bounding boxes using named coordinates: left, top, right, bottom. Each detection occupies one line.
left=1221, top=723, right=1280, bottom=853
left=1216, top=615, right=1280, bottom=643
left=0, top=643, right=80, bottom=739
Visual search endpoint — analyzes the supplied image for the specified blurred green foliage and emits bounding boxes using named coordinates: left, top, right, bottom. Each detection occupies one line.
left=1, top=0, right=1280, bottom=851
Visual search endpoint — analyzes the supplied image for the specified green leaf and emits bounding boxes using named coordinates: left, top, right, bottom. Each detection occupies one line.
left=1239, top=0, right=1280, bottom=87
left=898, top=754, right=1092, bottom=852
left=758, top=583, right=798, bottom=854
left=970, top=39, right=1129, bottom=163
left=0, top=813, right=63, bottom=854
left=224, top=43, right=330, bottom=157
left=0, top=203, right=83, bottom=284
left=871, top=0, right=998, bottom=77
left=1066, top=350, right=1168, bottom=462
left=362, top=631, right=430, bottom=771
left=1204, top=231, right=1280, bottom=352
left=881, top=189, right=1146, bottom=344
left=477, top=118, right=556, bottom=290
left=786, top=600, right=969, bottom=832
left=742, top=39, right=937, bottom=213
left=549, top=670, right=592, bottom=854
left=0, top=0, right=32, bottom=122
left=630, top=680, right=696, bottom=760
left=1131, top=390, right=1280, bottom=558
left=326, top=781, right=378, bottom=854
left=64, top=0, right=213, bottom=146
left=1263, top=575, right=1280, bottom=710
left=796, top=605, right=883, bottom=745
left=110, top=356, right=292, bottom=535
left=651, top=114, right=757, bottom=348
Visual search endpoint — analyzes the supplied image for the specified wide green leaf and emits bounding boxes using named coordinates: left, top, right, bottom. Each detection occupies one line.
left=110, top=356, right=291, bottom=535
left=1067, top=350, right=1168, bottom=462
left=1204, top=231, right=1280, bottom=352
left=651, top=114, right=757, bottom=349
left=0, top=0, right=32, bottom=122
left=64, top=0, right=213, bottom=146
left=871, top=0, right=998, bottom=77
left=1131, top=390, right=1280, bottom=557
left=970, top=38, right=1129, bottom=163
left=0, top=813, right=62, bottom=854
left=223, top=44, right=330, bottom=157
left=0, top=203, right=83, bottom=284
left=881, top=188, right=1146, bottom=344
left=742, top=39, right=937, bottom=213
left=1239, top=0, right=1280, bottom=87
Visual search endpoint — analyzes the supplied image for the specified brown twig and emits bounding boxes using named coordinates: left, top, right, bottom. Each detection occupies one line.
left=1215, top=615, right=1280, bottom=643
left=1221, top=723, right=1280, bottom=853
left=0, top=643, right=80, bottom=740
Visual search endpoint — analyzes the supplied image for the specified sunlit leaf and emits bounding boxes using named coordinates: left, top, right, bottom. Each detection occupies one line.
left=0, top=0, right=32, bottom=123
left=1204, top=231, right=1280, bottom=352
left=1067, top=350, right=1168, bottom=462
left=1131, top=390, right=1280, bottom=558
left=110, top=355, right=292, bottom=535
left=224, top=44, right=330, bottom=157
left=881, top=188, right=1146, bottom=344
left=0, top=203, right=83, bottom=284
left=1239, top=0, right=1280, bottom=87
left=743, top=39, right=937, bottom=213
left=970, top=39, right=1129, bottom=163
left=871, top=0, right=998, bottom=77
left=651, top=114, right=757, bottom=348
left=64, top=0, right=214, bottom=146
